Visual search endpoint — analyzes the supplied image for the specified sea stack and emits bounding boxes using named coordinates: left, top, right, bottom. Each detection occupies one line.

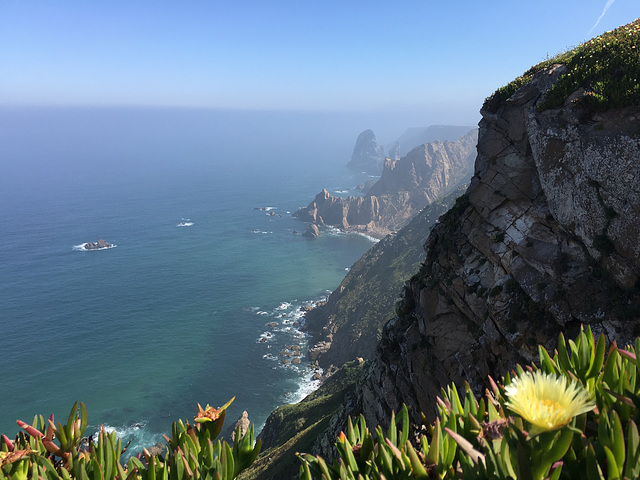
left=84, top=239, right=113, bottom=250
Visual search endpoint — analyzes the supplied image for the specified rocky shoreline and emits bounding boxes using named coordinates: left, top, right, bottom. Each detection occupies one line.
left=293, top=129, right=477, bottom=240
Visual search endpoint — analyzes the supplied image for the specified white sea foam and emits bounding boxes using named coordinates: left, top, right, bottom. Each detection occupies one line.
left=323, top=226, right=379, bottom=243
left=257, top=331, right=274, bottom=343
left=96, top=422, right=162, bottom=460
left=351, top=232, right=379, bottom=243
left=253, top=295, right=329, bottom=409
left=100, top=423, right=144, bottom=438
left=290, top=370, right=323, bottom=403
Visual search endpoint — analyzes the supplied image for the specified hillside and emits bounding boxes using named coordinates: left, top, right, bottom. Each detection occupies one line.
left=387, top=125, right=476, bottom=157
left=304, top=185, right=468, bottom=368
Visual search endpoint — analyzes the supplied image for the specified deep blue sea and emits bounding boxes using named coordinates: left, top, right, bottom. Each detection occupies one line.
left=0, top=107, right=379, bottom=452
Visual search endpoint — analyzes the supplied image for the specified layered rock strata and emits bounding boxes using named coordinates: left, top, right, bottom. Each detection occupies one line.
left=360, top=66, right=640, bottom=432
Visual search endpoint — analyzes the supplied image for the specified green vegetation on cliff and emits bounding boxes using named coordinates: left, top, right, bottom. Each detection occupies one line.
left=299, top=328, right=640, bottom=479
left=240, top=361, right=367, bottom=480
left=485, top=18, right=640, bottom=113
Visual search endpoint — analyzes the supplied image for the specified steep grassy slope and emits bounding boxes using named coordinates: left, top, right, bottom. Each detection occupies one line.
left=240, top=361, right=367, bottom=480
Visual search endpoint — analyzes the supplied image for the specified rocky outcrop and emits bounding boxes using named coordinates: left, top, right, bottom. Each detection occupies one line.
left=293, top=188, right=387, bottom=238
left=368, top=130, right=478, bottom=202
left=347, top=129, right=386, bottom=174
left=359, top=66, right=640, bottom=432
left=84, top=239, right=113, bottom=250
left=294, top=130, right=478, bottom=239
left=302, top=223, right=320, bottom=238
left=226, top=411, right=251, bottom=442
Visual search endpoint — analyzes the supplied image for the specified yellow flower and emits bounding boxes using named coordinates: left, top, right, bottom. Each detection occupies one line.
left=505, top=370, right=595, bottom=436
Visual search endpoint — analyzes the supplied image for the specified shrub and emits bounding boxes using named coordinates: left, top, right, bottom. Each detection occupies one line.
left=538, top=19, right=640, bottom=112
left=0, top=398, right=260, bottom=480
left=489, top=285, right=503, bottom=297
left=298, top=326, right=640, bottom=479
left=484, top=19, right=640, bottom=114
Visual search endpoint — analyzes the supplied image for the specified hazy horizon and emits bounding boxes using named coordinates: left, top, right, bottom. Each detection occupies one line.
left=1, top=1, right=638, bottom=129
left=0, top=104, right=482, bottom=151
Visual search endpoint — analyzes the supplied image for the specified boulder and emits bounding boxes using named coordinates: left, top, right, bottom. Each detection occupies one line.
left=302, top=223, right=320, bottom=238
left=226, top=411, right=251, bottom=442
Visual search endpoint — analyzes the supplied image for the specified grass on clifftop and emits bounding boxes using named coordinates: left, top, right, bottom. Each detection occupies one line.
left=485, top=18, right=640, bottom=112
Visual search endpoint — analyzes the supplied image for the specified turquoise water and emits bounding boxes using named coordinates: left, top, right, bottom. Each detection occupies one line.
left=0, top=107, right=376, bottom=451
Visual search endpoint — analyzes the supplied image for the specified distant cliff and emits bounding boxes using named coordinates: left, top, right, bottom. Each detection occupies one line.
left=347, top=129, right=386, bottom=174
left=294, top=129, right=478, bottom=239
left=389, top=125, right=476, bottom=157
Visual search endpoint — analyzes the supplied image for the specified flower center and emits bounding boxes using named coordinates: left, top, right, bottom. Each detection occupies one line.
left=540, top=399, right=563, bottom=412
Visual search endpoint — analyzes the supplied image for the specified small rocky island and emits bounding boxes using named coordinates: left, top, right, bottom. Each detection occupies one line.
left=84, top=239, right=114, bottom=250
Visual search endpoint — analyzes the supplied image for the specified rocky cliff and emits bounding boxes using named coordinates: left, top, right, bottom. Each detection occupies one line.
left=293, top=129, right=478, bottom=239
left=360, top=64, right=640, bottom=432
left=389, top=125, right=476, bottom=157
left=346, top=129, right=386, bottom=174
left=251, top=20, right=640, bottom=478
left=304, top=185, right=468, bottom=369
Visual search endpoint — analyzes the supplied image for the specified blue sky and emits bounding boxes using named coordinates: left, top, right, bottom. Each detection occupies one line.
left=1, top=1, right=638, bottom=126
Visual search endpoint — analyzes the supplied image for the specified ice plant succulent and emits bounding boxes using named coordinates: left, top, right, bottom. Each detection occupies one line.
left=505, top=370, right=595, bottom=436
left=0, top=449, right=33, bottom=467
left=194, top=396, right=235, bottom=423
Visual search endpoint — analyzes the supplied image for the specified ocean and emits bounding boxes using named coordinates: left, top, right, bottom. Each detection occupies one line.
left=0, top=106, right=379, bottom=453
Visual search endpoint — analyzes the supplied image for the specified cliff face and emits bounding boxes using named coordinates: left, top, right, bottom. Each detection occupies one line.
left=304, top=186, right=468, bottom=369
left=294, top=130, right=478, bottom=238
left=252, top=23, right=640, bottom=479
left=360, top=66, right=640, bottom=431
